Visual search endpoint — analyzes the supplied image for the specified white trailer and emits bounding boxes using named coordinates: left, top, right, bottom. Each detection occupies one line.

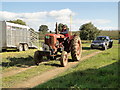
left=0, top=21, right=38, bottom=52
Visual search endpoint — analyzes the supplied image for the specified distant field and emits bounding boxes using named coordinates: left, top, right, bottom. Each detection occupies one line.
left=35, top=40, right=118, bottom=88
left=99, top=30, right=118, bottom=39
left=72, top=30, right=118, bottom=40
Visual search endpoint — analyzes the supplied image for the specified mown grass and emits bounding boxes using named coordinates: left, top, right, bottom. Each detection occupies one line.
left=1, top=49, right=37, bottom=72
left=2, top=40, right=118, bottom=88
left=2, top=41, right=99, bottom=88
left=2, top=61, right=59, bottom=88
left=35, top=41, right=118, bottom=88
left=1, top=40, right=93, bottom=72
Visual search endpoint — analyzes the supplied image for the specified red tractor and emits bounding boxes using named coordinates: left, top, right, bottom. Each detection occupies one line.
left=34, top=23, right=82, bottom=67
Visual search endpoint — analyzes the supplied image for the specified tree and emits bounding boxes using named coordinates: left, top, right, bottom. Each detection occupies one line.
left=39, top=25, right=49, bottom=33
left=79, top=22, right=101, bottom=40
left=7, top=19, right=26, bottom=25
left=57, top=23, right=69, bottom=32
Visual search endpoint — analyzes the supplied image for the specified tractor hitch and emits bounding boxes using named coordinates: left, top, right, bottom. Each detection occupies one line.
left=38, top=51, right=51, bottom=56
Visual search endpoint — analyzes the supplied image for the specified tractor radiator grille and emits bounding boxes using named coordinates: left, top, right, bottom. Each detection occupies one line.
left=45, top=36, right=54, bottom=45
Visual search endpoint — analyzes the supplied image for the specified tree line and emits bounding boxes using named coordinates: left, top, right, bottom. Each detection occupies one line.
left=7, top=19, right=118, bottom=40
left=38, top=22, right=101, bottom=40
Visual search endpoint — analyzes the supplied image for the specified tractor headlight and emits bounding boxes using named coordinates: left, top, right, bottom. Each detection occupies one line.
left=45, top=36, right=50, bottom=39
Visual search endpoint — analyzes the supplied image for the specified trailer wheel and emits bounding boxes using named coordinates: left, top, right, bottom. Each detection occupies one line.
left=60, top=51, right=68, bottom=67
left=2, top=49, right=6, bottom=52
left=18, top=44, right=23, bottom=51
left=24, top=44, right=28, bottom=51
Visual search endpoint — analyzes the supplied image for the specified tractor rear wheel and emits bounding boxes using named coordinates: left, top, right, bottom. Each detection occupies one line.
left=34, top=50, right=43, bottom=66
left=71, top=36, right=82, bottom=61
left=60, top=51, right=68, bottom=67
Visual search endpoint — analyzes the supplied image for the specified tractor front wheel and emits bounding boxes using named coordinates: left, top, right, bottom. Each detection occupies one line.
left=71, top=36, right=82, bottom=61
left=60, top=51, right=68, bottom=67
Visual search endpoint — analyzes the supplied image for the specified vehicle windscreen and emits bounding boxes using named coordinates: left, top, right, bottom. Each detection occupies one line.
left=96, top=37, right=106, bottom=41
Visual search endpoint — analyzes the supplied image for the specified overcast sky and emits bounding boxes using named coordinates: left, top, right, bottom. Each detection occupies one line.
left=0, top=2, right=118, bottom=31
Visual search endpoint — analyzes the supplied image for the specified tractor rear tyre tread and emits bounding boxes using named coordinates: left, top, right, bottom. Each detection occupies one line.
left=71, top=36, right=82, bottom=61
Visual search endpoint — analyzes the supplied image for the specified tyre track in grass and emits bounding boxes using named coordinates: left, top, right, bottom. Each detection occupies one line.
left=12, top=51, right=102, bottom=88
left=2, top=66, right=36, bottom=78
left=2, top=50, right=88, bottom=78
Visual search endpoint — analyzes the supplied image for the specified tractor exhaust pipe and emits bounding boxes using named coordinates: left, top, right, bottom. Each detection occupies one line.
left=55, top=22, right=58, bottom=34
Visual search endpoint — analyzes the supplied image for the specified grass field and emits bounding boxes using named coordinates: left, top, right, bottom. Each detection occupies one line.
left=35, top=40, right=119, bottom=88
left=1, top=40, right=118, bottom=88
left=1, top=40, right=100, bottom=88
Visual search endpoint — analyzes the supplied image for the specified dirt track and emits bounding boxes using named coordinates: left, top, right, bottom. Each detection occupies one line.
left=2, top=66, right=36, bottom=78
left=2, top=50, right=88, bottom=78
left=11, top=51, right=102, bottom=88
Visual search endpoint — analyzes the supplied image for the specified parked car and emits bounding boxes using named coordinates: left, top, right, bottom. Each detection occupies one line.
left=91, top=36, right=113, bottom=50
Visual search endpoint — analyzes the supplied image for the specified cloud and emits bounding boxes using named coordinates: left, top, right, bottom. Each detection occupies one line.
left=0, top=9, right=75, bottom=31
left=49, top=9, right=74, bottom=17
left=0, top=9, right=113, bottom=31
left=92, top=19, right=111, bottom=24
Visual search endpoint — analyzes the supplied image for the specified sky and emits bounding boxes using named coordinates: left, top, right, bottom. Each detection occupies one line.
left=0, top=2, right=118, bottom=31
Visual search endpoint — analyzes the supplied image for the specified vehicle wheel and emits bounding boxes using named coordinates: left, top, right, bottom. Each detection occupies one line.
left=91, top=45, right=94, bottom=49
left=2, top=49, right=6, bottom=52
left=102, top=45, right=107, bottom=50
left=108, top=42, right=113, bottom=48
left=18, top=44, right=23, bottom=51
left=71, top=36, right=82, bottom=61
left=60, top=51, right=68, bottom=67
left=42, top=44, right=49, bottom=51
left=34, top=50, right=43, bottom=66
left=23, top=44, right=28, bottom=51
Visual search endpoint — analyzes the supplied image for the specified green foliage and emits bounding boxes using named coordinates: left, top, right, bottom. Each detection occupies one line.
left=79, top=22, right=100, bottom=40
left=39, top=25, right=49, bottom=33
left=38, top=25, right=49, bottom=39
left=7, top=19, right=26, bottom=25
left=58, top=23, right=69, bottom=32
